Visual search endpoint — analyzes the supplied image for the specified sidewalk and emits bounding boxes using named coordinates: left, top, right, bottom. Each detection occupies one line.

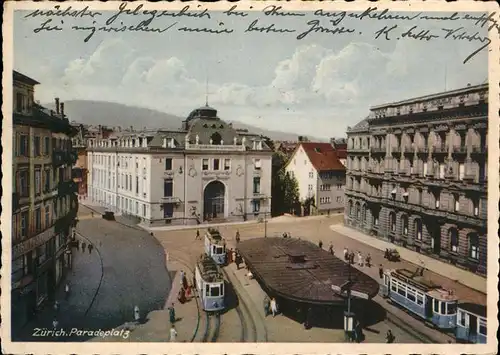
left=330, top=224, right=486, bottom=294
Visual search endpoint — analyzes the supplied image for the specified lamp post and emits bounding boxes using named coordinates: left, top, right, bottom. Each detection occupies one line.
left=332, top=261, right=356, bottom=342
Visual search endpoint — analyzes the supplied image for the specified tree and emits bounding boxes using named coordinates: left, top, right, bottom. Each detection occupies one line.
left=271, top=151, right=299, bottom=216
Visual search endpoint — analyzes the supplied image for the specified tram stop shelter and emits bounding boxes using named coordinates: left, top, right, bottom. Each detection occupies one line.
left=237, top=238, right=381, bottom=328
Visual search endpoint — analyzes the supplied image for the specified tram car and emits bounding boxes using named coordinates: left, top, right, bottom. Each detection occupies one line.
left=381, top=268, right=458, bottom=330
left=456, top=303, right=487, bottom=344
left=195, top=254, right=225, bottom=312
left=204, top=228, right=227, bottom=265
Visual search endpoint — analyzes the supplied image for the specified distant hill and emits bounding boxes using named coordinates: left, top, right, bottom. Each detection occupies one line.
left=44, top=100, right=324, bottom=141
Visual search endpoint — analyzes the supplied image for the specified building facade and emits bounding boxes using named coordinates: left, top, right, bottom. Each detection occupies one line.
left=11, top=71, right=78, bottom=332
left=87, top=105, right=273, bottom=226
left=71, top=124, right=89, bottom=197
left=344, top=84, right=488, bottom=275
left=285, top=142, right=346, bottom=213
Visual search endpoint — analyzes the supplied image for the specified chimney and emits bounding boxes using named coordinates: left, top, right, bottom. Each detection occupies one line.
left=130, top=125, right=133, bottom=132
left=55, top=98, right=60, bottom=114
left=60, top=102, right=65, bottom=117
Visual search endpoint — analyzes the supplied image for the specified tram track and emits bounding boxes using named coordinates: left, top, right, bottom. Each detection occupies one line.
left=202, top=313, right=221, bottom=342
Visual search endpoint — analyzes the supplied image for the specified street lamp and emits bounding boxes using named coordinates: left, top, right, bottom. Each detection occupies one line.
left=332, top=262, right=355, bottom=342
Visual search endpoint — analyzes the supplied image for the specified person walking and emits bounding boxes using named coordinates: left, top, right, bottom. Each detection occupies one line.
left=168, top=303, right=176, bottom=324
left=76, top=239, right=80, bottom=251
left=134, top=305, right=140, bottom=323
left=235, top=230, right=241, bottom=244
left=88, top=244, right=93, bottom=254
left=232, top=250, right=237, bottom=264
left=52, top=317, right=59, bottom=330
left=366, top=253, right=372, bottom=267
left=182, top=274, right=188, bottom=290
left=263, top=296, right=270, bottom=317
left=180, top=270, right=185, bottom=286
left=169, top=324, right=178, bottom=342
left=195, top=229, right=200, bottom=240
left=328, top=243, right=334, bottom=255
left=270, top=298, right=278, bottom=317
left=65, top=283, right=70, bottom=300
left=386, top=329, right=395, bottom=343
left=81, top=242, right=87, bottom=253
left=318, top=240, right=323, bottom=249
left=358, top=252, right=364, bottom=267
left=379, top=264, right=384, bottom=279
left=343, top=247, right=348, bottom=261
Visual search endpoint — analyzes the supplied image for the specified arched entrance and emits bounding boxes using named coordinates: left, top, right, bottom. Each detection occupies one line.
left=204, top=180, right=225, bottom=220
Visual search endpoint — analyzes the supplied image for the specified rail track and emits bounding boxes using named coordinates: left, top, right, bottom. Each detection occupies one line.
left=202, top=313, right=221, bottom=342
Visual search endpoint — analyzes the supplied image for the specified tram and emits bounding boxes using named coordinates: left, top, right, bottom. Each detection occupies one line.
left=456, top=303, right=487, bottom=344
left=204, top=228, right=227, bottom=265
left=194, top=254, right=225, bottom=312
left=381, top=268, right=458, bottom=329
left=380, top=268, right=487, bottom=343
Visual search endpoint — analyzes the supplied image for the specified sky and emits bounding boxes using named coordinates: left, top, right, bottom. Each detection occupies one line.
left=13, top=6, right=489, bottom=138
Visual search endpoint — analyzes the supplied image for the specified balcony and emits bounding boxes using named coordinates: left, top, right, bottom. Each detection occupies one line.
left=403, top=146, right=415, bottom=155
left=161, top=196, right=181, bottom=204
left=433, top=145, right=448, bottom=154
left=452, top=146, right=467, bottom=155
left=471, top=146, right=487, bottom=155
left=253, top=192, right=269, bottom=200
left=370, top=146, right=385, bottom=154
left=416, top=146, right=429, bottom=154
left=58, top=180, right=78, bottom=196
left=391, top=146, right=401, bottom=154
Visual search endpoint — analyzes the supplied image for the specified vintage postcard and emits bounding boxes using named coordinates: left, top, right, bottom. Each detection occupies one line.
left=1, top=1, right=499, bottom=354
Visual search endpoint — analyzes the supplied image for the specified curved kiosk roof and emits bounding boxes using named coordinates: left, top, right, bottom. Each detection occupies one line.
left=238, top=238, right=380, bottom=305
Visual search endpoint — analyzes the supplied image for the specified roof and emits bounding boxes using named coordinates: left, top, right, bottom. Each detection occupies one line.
left=13, top=70, right=40, bottom=85
left=458, top=302, right=487, bottom=318
left=347, top=117, right=370, bottom=133
left=300, top=142, right=345, bottom=172
left=237, top=238, right=380, bottom=305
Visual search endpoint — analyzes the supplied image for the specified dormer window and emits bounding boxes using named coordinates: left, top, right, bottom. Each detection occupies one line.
left=163, top=138, right=175, bottom=148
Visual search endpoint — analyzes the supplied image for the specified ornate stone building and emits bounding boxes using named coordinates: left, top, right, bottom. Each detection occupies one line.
left=12, top=71, right=78, bottom=332
left=344, top=83, right=488, bottom=275
left=87, top=105, right=273, bottom=226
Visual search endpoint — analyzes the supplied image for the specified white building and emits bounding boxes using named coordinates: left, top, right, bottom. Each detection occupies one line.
left=285, top=142, right=346, bottom=213
left=87, top=105, right=273, bottom=226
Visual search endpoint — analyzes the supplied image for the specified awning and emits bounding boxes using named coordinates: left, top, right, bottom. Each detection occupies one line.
left=403, top=192, right=409, bottom=197
left=391, top=189, right=397, bottom=194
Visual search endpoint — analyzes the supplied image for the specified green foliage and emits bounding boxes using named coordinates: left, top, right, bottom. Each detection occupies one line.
left=271, top=152, right=300, bottom=216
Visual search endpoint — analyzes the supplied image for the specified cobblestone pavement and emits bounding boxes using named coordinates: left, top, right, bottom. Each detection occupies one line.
left=23, top=204, right=172, bottom=342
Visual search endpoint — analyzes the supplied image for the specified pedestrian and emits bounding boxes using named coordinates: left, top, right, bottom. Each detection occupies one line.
left=384, top=248, right=389, bottom=259
left=186, top=284, right=192, bottom=298
left=91, top=211, right=94, bottom=218
left=177, top=288, right=186, bottom=304
left=232, top=250, right=237, bottom=264
left=328, top=243, right=334, bottom=255
left=358, top=252, right=364, bottom=267
left=182, top=274, right=188, bottom=290
left=270, top=298, right=278, bottom=317
left=88, top=244, right=93, bottom=254
left=386, top=329, right=395, bottom=343
left=343, top=247, right=348, bottom=261
left=54, top=300, right=60, bottom=313
left=169, top=324, right=178, bottom=342
left=134, top=305, right=140, bottom=322
left=65, top=283, right=70, bottom=300
left=366, top=254, right=372, bottom=268
left=235, top=253, right=242, bottom=270
left=168, top=303, right=176, bottom=324
left=235, top=230, right=241, bottom=243
left=76, top=239, right=80, bottom=251
left=318, top=240, right=323, bottom=249
left=180, top=270, right=185, bottom=285
left=81, top=242, right=86, bottom=253
left=52, top=317, right=59, bottom=330
left=263, top=296, right=270, bottom=317
left=304, top=307, right=313, bottom=329
left=379, top=264, right=384, bottom=279
left=196, top=229, right=200, bottom=240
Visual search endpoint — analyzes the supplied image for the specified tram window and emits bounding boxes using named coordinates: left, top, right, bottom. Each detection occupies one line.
left=457, top=310, right=466, bottom=326
left=433, top=299, right=439, bottom=313
left=211, top=286, right=220, bottom=297
left=205, top=285, right=210, bottom=296
left=397, top=283, right=406, bottom=297
left=440, top=302, right=445, bottom=314
left=416, top=294, right=424, bottom=305
left=447, top=303, right=457, bottom=315
left=215, top=247, right=223, bottom=254
left=390, top=281, right=397, bottom=292
left=220, top=283, right=224, bottom=295
left=407, top=289, right=416, bottom=302
left=478, top=319, right=487, bottom=336
left=212, top=246, right=216, bottom=254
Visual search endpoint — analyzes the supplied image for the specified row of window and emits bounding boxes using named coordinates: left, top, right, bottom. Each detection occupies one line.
left=319, top=197, right=331, bottom=204
left=457, top=311, right=487, bottom=336
left=13, top=196, right=70, bottom=241
left=389, top=278, right=425, bottom=306
left=12, top=232, right=67, bottom=283
left=15, top=135, right=71, bottom=157
left=319, top=184, right=343, bottom=191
